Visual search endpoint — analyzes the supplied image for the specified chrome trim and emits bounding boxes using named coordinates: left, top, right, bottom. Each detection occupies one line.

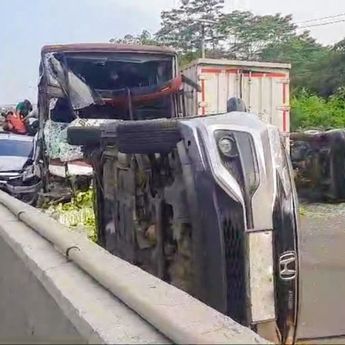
left=183, top=112, right=278, bottom=231
left=0, top=172, right=21, bottom=179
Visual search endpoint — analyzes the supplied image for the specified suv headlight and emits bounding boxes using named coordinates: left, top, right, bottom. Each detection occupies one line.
left=22, top=166, right=34, bottom=181
left=215, top=130, right=260, bottom=228
left=218, top=136, right=236, bottom=158
left=215, top=130, right=259, bottom=195
left=22, top=164, right=40, bottom=181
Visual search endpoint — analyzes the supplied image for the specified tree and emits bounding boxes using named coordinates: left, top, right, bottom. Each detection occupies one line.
left=110, top=30, right=160, bottom=46
left=305, top=48, right=345, bottom=97
left=109, top=4, right=345, bottom=101
left=262, top=35, right=345, bottom=97
left=260, top=32, right=328, bottom=91
left=218, top=12, right=297, bottom=60
left=156, top=0, right=225, bottom=53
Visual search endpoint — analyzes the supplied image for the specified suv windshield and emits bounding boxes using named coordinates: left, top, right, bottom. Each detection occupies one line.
left=0, top=139, right=33, bottom=157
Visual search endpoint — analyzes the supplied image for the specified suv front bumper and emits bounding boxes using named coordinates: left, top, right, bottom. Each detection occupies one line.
left=178, top=112, right=299, bottom=341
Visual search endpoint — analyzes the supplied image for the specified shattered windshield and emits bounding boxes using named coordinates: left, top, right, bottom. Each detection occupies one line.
left=65, top=53, right=173, bottom=90
left=44, top=52, right=175, bottom=120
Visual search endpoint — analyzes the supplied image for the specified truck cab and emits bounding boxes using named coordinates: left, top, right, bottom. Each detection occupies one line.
left=37, top=43, right=180, bottom=196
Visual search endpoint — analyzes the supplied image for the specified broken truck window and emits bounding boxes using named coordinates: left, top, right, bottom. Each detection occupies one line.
left=44, top=51, right=176, bottom=121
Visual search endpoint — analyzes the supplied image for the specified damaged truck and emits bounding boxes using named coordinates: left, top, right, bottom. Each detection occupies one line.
left=35, top=43, right=301, bottom=344
left=37, top=44, right=185, bottom=198
left=291, top=129, right=345, bottom=201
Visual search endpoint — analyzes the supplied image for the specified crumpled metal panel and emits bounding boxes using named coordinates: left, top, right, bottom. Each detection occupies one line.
left=44, top=53, right=95, bottom=110
left=67, top=71, right=94, bottom=110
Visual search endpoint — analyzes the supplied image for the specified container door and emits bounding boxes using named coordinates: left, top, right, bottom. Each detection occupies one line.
left=240, top=70, right=290, bottom=134
left=198, top=67, right=241, bottom=116
left=198, top=67, right=290, bottom=135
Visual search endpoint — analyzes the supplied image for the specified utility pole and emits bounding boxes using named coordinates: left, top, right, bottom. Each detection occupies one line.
left=178, top=1, right=216, bottom=59
left=197, top=19, right=216, bottom=59
left=201, top=23, right=206, bottom=58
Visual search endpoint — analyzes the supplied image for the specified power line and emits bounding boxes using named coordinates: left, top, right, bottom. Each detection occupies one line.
left=297, top=12, right=345, bottom=25
left=298, top=18, right=345, bottom=29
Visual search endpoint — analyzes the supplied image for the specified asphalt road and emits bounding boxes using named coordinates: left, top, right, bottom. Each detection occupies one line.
left=297, top=203, right=345, bottom=342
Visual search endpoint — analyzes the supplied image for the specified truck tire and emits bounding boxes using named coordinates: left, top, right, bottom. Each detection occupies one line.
left=227, top=97, right=247, bottom=112
left=117, top=119, right=181, bottom=154
left=67, top=126, right=102, bottom=146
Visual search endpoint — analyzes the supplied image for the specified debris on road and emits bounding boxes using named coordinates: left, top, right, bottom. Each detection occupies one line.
left=299, top=202, right=345, bottom=219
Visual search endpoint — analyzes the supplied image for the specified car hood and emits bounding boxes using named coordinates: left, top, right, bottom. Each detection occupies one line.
left=0, top=156, right=28, bottom=172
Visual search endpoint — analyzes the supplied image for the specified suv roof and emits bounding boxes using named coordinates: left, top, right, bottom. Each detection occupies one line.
left=41, top=43, right=176, bottom=56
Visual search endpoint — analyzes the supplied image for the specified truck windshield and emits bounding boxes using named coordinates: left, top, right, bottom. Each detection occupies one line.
left=65, top=53, right=173, bottom=90
left=0, top=139, right=33, bottom=157
left=44, top=52, right=176, bottom=121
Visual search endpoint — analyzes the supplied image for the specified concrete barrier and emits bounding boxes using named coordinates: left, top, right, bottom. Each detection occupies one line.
left=0, top=191, right=269, bottom=344
left=0, top=205, right=168, bottom=344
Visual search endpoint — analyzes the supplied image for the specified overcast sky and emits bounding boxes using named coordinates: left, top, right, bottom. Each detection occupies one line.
left=1, top=0, right=345, bottom=104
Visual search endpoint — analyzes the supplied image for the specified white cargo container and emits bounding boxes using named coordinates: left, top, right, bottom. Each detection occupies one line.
left=182, top=58, right=291, bottom=134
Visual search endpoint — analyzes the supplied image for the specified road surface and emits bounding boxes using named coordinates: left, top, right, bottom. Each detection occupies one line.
left=297, top=203, right=345, bottom=342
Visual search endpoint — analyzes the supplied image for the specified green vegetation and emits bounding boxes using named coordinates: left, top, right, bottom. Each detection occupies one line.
left=111, top=1, right=345, bottom=131
left=43, top=190, right=97, bottom=242
left=292, top=89, right=345, bottom=130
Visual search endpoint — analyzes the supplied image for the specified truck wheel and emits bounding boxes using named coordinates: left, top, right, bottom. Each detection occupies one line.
left=227, top=97, right=247, bottom=112
left=117, top=119, right=181, bottom=154
left=67, top=126, right=102, bottom=146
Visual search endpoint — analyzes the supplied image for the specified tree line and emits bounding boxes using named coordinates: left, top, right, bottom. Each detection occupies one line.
left=111, top=0, right=345, bottom=129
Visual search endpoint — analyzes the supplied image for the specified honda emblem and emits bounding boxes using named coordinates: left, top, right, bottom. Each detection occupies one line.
left=279, top=251, right=297, bottom=281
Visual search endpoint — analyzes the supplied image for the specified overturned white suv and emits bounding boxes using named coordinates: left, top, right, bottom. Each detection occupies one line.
left=68, top=111, right=300, bottom=344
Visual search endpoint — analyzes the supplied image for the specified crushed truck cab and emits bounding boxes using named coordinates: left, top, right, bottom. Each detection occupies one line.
left=37, top=43, right=180, bottom=197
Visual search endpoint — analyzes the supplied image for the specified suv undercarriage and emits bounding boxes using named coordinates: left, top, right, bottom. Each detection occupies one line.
left=68, top=112, right=299, bottom=344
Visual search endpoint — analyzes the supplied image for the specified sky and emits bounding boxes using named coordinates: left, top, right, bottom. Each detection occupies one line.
left=1, top=0, right=345, bottom=104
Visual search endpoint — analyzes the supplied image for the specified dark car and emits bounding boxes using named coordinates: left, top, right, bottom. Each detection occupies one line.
left=0, top=132, right=41, bottom=204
